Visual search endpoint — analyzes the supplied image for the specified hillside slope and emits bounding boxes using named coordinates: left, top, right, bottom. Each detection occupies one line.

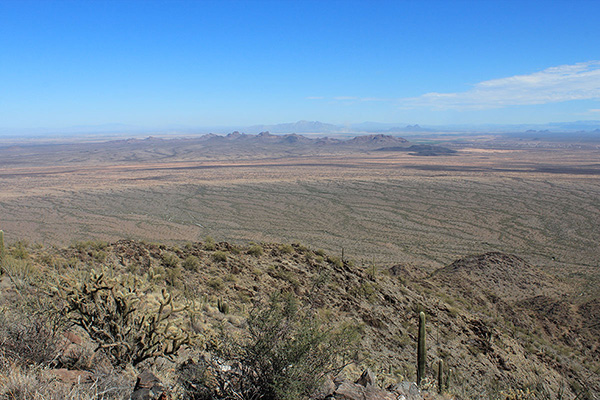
left=0, top=240, right=598, bottom=399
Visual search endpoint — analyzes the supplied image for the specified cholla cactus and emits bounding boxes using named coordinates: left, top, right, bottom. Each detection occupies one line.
left=57, top=271, right=191, bottom=366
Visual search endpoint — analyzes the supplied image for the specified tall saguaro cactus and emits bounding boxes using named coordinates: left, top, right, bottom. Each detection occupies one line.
left=438, top=359, right=444, bottom=393
left=417, top=311, right=426, bottom=386
left=0, top=230, right=5, bottom=263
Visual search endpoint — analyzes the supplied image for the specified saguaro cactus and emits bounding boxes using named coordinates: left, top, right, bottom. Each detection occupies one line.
left=0, top=230, right=4, bottom=263
left=217, top=298, right=229, bottom=314
left=417, top=311, right=426, bottom=386
left=438, top=359, right=444, bottom=393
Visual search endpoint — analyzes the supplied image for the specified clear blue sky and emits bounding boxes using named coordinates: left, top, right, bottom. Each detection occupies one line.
left=1, top=0, right=599, bottom=132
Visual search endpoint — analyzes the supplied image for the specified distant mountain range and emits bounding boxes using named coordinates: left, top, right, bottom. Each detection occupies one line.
left=1, top=120, right=600, bottom=139
left=191, top=131, right=409, bottom=148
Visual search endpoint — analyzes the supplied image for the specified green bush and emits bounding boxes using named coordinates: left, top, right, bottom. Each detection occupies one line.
left=208, top=277, right=224, bottom=290
left=247, top=244, right=263, bottom=257
left=0, top=256, right=38, bottom=291
left=185, top=293, right=359, bottom=400
left=279, top=244, right=294, bottom=254
left=204, top=236, right=216, bottom=251
left=182, top=255, right=201, bottom=271
left=165, top=265, right=183, bottom=287
left=327, top=255, right=343, bottom=268
left=10, top=241, right=29, bottom=260
left=161, top=252, right=180, bottom=268
left=212, top=251, right=228, bottom=263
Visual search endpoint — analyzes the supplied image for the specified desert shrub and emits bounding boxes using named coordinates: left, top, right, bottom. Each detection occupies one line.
left=75, top=240, right=108, bottom=252
left=165, top=265, right=183, bottom=287
left=55, top=271, right=190, bottom=367
left=207, top=277, right=224, bottom=290
left=278, top=244, right=294, bottom=254
left=204, top=236, right=216, bottom=251
left=90, top=249, right=107, bottom=263
left=161, top=252, right=180, bottom=268
left=212, top=251, right=228, bottom=263
left=0, top=365, right=134, bottom=400
left=327, top=255, right=343, bottom=268
left=9, top=241, right=29, bottom=260
left=0, top=309, right=63, bottom=368
left=182, top=255, right=201, bottom=271
left=182, top=293, right=359, bottom=400
left=268, top=266, right=300, bottom=290
left=247, top=244, right=263, bottom=257
left=0, top=256, right=37, bottom=291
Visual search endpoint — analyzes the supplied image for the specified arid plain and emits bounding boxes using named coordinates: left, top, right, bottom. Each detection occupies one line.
left=1, top=133, right=598, bottom=295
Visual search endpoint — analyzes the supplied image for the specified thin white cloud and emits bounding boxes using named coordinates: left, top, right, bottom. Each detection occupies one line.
left=401, top=61, right=600, bottom=110
left=588, top=109, right=600, bottom=113
left=309, top=96, right=391, bottom=102
left=360, top=97, right=391, bottom=102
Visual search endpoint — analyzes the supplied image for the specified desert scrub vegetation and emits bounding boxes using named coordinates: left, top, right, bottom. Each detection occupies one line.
left=0, top=256, right=38, bottom=292
left=0, top=304, right=63, bottom=369
left=9, top=240, right=30, bottom=260
left=161, top=251, right=180, bottom=268
left=278, top=243, right=294, bottom=254
left=203, top=235, right=216, bottom=251
left=54, top=270, right=191, bottom=367
left=178, top=293, right=359, bottom=400
left=182, top=255, right=201, bottom=271
left=247, top=243, right=264, bottom=257
left=212, top=250, right=228, bottom=263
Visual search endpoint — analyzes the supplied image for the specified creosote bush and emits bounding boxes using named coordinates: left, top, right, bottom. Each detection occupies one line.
left=161, top=252, right=180, bottom=268
left=182, top=255, right=201, bottom=271
left=204, top=236, right=216, bottom=251
left=9, top=241, right=29, bottom=260
left=247, top=244, right=264, bottom=257
left=180, top=293, right=359, bottom=400
left=0, top=307, right=63, bottom=369
left=278, top=244, right=294, bottom=254
left=212, top=251, right=228, bottom=263
left=55, top=271, right=191, bottom=367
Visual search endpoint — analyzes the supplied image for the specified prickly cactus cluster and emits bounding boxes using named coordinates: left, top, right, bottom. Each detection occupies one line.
left=55, top=271, right=190, bottom=367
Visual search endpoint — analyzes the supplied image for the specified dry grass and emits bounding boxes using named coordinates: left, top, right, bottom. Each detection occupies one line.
left=0, top=139, right=598, bottom=284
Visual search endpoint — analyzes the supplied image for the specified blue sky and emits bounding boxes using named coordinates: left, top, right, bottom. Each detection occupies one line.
left=1, top=0, right=599, bottom=132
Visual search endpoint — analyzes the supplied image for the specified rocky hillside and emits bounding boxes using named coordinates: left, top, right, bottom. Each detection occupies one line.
left=0, top=239, right=598, bottom=399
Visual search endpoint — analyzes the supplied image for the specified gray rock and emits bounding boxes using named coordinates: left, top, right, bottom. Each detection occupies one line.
left=130, top=370, right=169, bottom=400
left=391, top=382, right=422, bottom=400
left=333, top=380, right=397, bottom=400
left=355, top=368, right=377, bottom=387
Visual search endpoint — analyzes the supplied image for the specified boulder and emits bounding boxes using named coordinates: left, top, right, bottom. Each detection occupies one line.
left=391, top=382, right=422, bottom=400
left=332, top=380, right=397, bottom=400
left=130, top=370, right=169, bottom=400
left=355, top=368, right=376, bottom=387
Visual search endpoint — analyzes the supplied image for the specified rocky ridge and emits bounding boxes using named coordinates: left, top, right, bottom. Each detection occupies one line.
left=0, top=240, right=598, bottom=399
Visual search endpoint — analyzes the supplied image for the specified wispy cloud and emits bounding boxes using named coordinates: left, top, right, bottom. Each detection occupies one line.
left=588, top=109, right=600, bottom=113
left=307, top=96, right=392, bottom=102
left=333, top=96, right=358, bottom=100
left=401, top=61, right=600, bottom=110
